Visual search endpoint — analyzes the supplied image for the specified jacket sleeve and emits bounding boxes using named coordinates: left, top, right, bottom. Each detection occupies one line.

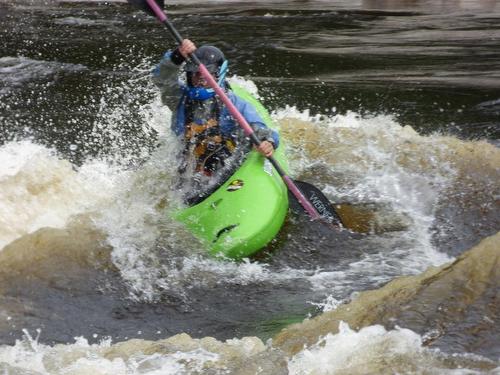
left=231, top=94, right=280, bottom=148
left=152, top=50, right=185, bottom=111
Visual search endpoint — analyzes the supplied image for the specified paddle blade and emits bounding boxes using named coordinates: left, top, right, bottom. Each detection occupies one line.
left=289, top=180, right=344, bottom=227
left=127, top=0, right=165, bottom=16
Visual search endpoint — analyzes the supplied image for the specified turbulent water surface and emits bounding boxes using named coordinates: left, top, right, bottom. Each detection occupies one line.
left=0, top=0, right=499, bottom=373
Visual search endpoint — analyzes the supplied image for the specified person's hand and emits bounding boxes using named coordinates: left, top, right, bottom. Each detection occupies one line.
left=178, top=39, right=196, bottom=59
left=255, top=141, right=274, bottom=157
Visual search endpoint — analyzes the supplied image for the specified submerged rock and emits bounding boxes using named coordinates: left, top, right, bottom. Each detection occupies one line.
left=273, top=231, right=500, bottom=364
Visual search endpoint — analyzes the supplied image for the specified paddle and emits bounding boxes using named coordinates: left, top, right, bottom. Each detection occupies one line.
left=126, top=0, right=343, bottom=228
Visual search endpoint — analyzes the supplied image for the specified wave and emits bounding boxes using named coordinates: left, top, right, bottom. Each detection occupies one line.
left=275, top=231, right=500, bottom=361
left=0, top=232, right=498, bottom=374
left=1, top=100, right=498, bottom=302
left=0, top=56, right=87, bottom=96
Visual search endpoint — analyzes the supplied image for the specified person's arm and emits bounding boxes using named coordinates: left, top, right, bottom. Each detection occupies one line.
left=251, top=124, right=279, bottom=150
left=152, top=40, right=197, bottom=110
left=231, top=94, right=280, bottom=157
left=151, top=50, right=183, bottom=111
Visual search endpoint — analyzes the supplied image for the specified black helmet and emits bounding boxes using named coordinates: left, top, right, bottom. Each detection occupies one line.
left=185, top=45, right=226, bottom=75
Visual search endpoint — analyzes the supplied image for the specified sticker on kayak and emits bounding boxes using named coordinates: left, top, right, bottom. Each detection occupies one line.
left=263, top=159, right=273, bottom=176
left=227, top=179, right=244, bottom=191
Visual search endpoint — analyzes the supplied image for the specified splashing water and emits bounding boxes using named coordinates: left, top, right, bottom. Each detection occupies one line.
left=0, top=324, right=496, bottom=375
left=0, top=78, right=457, bottom=304
left=274, top=108, right=453, bottom=294
left=288, top=322, right=498, bottom=375
left=0, top=141, right=114, bottom=249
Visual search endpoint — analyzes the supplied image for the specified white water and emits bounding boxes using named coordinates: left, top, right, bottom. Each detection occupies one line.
left=0, top=50, right=495, bottom=375
left=2, top=1, right=499, bottom=371
left=0, top=332, right=220, bottom=375
left=0, top=323, right=496, bottom=374
left=288, top=322, right=498, bottom=375
left=273, top=107, right=453, bottom=302
left=0, top=75, right=454, bottom=304
left=0, top=141, right=114, bottom=249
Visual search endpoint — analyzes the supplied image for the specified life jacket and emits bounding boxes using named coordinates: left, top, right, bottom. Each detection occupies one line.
left=183, top=97, right=236, bottom=175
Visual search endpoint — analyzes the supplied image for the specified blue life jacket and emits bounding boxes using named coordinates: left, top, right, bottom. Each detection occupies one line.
left=171, top=90, right=280, bottom=148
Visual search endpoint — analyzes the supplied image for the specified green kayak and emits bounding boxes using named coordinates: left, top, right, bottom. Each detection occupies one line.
left=174, top=84, right=289, bottom=259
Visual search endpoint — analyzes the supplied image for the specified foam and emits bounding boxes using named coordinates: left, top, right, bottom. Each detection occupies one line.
left=288, top=322, right=498, bottom=375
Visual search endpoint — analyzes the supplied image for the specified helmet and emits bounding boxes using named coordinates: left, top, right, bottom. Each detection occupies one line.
left=184, top=45, right=229, bottom=100
left=185, top=45, right=226, bottom=75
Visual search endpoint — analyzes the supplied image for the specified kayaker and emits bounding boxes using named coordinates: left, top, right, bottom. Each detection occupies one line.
left=153, top=39, right=279, bottom=177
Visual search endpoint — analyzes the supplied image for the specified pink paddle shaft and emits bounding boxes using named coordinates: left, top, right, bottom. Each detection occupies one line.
left=146, top=0, right=167, bottom=21
left=198, top=65, right=321, bottom=220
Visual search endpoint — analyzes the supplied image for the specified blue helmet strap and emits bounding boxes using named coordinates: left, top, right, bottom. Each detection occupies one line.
left=217, top=60, right=228, bottom=86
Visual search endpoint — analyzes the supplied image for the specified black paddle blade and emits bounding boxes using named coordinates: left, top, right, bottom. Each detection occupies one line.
left=127, top=0, right=164, bottom=16
left=289, top=180, right=344, bottom=227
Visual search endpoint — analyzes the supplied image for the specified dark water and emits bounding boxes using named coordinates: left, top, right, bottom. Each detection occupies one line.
left=0, top=0, right=499, bottom=368
left=2, top=0, right=499, bottom=155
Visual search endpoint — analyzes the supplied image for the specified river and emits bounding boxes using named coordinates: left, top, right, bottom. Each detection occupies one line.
left=0, top=0, right=499, bottom=373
